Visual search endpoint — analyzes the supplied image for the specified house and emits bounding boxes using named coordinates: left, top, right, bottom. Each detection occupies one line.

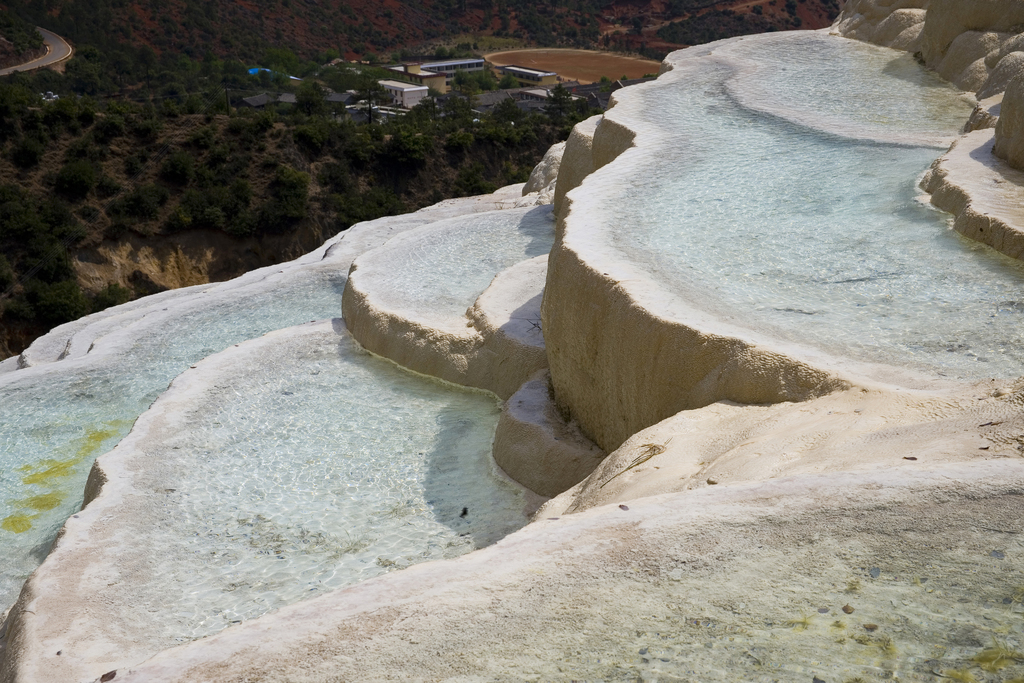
left=517, top=88, right=553, bottom=101
left=327, top=91, right=360, bottom=107
left=387, top=64, right=449, bottom=94
left=235, top=92, right=307, bottom=110
left=496, top=65, right=559, bottom=87
left=378, top=80, right=429, bottom=109
left=237, top=93, right=276, bottom=109
left=472, top=90, right=515, bottom=113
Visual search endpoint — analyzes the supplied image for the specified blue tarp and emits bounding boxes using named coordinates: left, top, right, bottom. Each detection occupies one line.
left=248, top=67, right=302, bottom=81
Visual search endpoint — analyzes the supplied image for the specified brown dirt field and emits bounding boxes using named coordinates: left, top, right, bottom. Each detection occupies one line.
left=483, top=48, right=662, bottom=84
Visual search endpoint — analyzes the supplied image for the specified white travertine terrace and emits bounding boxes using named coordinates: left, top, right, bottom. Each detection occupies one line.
left=80, top=461, right=1024, bottom=682
left=342, top=206, right=554, bottom=399
left=1, top=319, right=539, bottom=682
left=833, top=0, right=1024, bottom=94
left=833, top=0, right=1024, bottom=181
left=924, top=128, right=1024, bottom=258
left=0, top=184, right=571, bottom=681
left=5, top=2, right=1024, bottom=681
left=833, top=0, right=1024, bottom=259
left=492, top=369, right=607, bottom=497
left=522, top=140, right=564, bottom=204
left=0, top=184, right=570, bottom=682
left=996, top=71, right=1024, bottom=167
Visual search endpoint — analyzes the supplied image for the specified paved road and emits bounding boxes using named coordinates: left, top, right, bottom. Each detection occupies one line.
left=0, top=27, right=73, bottom=76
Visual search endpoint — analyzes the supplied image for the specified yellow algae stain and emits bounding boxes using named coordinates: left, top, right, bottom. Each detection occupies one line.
left=15, top=492, right=65, bottom=511
left=2, top=421, right=131, bottom=535
left=19, top=458, right=79, bottom=486
left=1, top=513, right=36, bottom=534
left=18, top=422, right=127, bottom=487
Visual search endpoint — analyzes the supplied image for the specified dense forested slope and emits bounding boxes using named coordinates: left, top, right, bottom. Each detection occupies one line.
left=0, top=9, right=42, bottom=67
left=0, top=0, right=841, bottom=358
left=0, top=65, right=583, bottom=357
left=0, top=0, right=841, bottom=64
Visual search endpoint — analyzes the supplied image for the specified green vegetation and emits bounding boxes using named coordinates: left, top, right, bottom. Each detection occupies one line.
left=0, top=61, right=595, bottom=356
left=658, top=9, right=781, bottom=45
left=0, top=0, right=841, bottom=358
left=0, top=10, right=43, bottom=57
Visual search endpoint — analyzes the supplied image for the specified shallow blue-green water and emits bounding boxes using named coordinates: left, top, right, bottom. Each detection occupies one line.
left=0, top=267, right=347, bottom=606
left=602, top=33, right=1022, bottom=380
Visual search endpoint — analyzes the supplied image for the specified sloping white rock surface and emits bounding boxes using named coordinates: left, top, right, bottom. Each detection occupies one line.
left=924, top=127, right=1024, bottom=258
left=0, top=185, right=542, bottom=639
left=1, top=320, right=537, bottom=683
left=85, top=460, right=1024, bottom=682
left=544, top=379, right=1024, bottom=515
left=343, top=206, right=554, bottom=399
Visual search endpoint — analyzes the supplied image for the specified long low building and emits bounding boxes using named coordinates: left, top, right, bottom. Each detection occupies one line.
left=420, top=57, right=485, bottom=85
left=387, top=58, right=487, bottom=93
left=497, top=64, right=559, bottom=87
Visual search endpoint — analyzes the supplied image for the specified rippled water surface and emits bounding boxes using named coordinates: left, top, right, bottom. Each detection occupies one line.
left=365, top=205, right=554, bottom=324
left=140, top=327, right=526, bottom=641
left=603, top=33, right=1023, bottom=379
left=0, top=268, right=345, bottom=607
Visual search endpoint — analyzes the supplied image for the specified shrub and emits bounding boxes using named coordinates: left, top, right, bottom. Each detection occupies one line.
left=294, top=120, right=332, bottom=155
left=2, top=296, right=34, bottom=321
left=92, top=283, right=133, bottom=311
left=329, top=187, right=406, bottom=229
left=383, top=129, right=432, bottom=165
left=160, top=150, right=195, bottom=185
left=124, top=154, right=145, bottom=178
left=454, top=163, right=496, bottom=197
left=448, top=130, right=475, bottom=151
left=296, top=81, right=328, bottom=116
left=166, top=180, right=253, bottom=234
left=257, top=166, right=309, bottom=233
left=271, top=166, right=309, bottom=220
left=104, top=220, right=130, bottom=240
left=111, top=184, right=169, bottom=220
left=318, top=162, right=353, bottom=194
left=160, top=99, right=180, bottom=118
left=94, top=115, right=126, bottom=143
left=11, top=137, right=44, bottom=168
left=65, top=135, right=104, bottom=162
left=188, top=125, right=216, bottom=149
left=27, top=280, right=90, bottom=326
left=131, top=117, right=163, bottom=142
left=55, top=160, right=97, bottom=200
left=96, top=175, right=122, bottom=198
left=0, top=254, right=13, bottom=291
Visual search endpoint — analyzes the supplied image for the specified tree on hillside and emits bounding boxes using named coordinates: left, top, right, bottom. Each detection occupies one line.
left=358, top=77, right=387, bottom=124
left=498, top=73, right=519, bottom=89
left=544, top=84, right=573, bottom=124
left=296, top=80, right=328, bottom=117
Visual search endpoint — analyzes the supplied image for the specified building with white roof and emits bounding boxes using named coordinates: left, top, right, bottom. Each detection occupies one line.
left=496, top=65, right=559, bottom=87
left=378, top=79, right=429, bottom=109
left=419, top=58, right=486, bottom=85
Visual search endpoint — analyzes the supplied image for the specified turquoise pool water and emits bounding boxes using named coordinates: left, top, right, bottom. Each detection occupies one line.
left=361, top=205, right=554, bottom=325
left=0, top=266, right=349, bottom=607
left=599, top=33, right=1023, bottom=380
left=129, top=325, right=528, bottom=642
